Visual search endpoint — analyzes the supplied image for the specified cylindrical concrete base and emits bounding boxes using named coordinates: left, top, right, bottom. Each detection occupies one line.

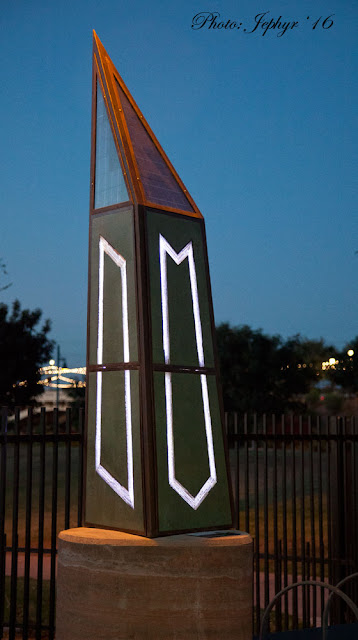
left=56, top=527, right=253, bottom=640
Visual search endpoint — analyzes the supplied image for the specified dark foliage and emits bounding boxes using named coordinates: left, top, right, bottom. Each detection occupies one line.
left=67, top=383, right=86, bottom=409
left=0, top=300, right=54, bottom=406
left=328, top=336, right=358, bottom=393
left=216, top=323, right=334, bottom=413
left=0, top=258, right=11, bottom=292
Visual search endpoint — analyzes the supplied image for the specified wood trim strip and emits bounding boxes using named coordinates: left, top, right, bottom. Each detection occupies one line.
left=200, top=220, right=235, bottom=527
left=136, top=204, right=158, bottom=536
left=153, top=364, right=216, bottom=375
left=145, top=200, right=202, bottom=219
left=90, top=201, right=133, bottom=216
left=88, top=363, right=140, bottom=372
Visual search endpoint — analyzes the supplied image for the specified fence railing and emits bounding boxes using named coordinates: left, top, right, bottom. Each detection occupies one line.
left=0, top=407, right=84, bottom=640
left=1, top=409, right=357, bottom=638
left=226, top=413, right=358, bottom=636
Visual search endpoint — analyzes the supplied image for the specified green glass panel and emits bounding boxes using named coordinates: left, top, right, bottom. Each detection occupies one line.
left=89, top=208, right=138, bottom=365
left=154, top=372, right=232, bottom=532
left=94, top=80, right=129, bottom=209
left=170, top=373, right=212, bottom=496
left=85, top=370, right=144, bottom=532
left=146, top=210, right=215, bottom=367
left=101, top=370, right=128, bottom=488
left=102, top=251, right=123, bottom=363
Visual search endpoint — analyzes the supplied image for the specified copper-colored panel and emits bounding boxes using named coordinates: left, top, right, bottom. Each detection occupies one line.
left=115, top=81, right=194, bottom=213
left=92, top=31, right=202, bottom=218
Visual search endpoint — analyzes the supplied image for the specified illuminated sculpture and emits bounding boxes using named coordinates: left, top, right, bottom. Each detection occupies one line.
left=85, top=32, right=234, bottom=536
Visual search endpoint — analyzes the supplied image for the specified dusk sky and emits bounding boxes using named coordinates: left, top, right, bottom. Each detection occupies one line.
left=1, top=0, right=357, bottom=366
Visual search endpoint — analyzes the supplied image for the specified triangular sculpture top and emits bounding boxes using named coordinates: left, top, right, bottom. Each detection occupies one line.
left=92, top=31, right=202, bottom=218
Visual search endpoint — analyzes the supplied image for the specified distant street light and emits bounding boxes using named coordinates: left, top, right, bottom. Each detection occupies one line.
left=322, top=357, right=339, bottom=370
left=56, top=345, right=67, bottom=409
left=347, top=349, right=354, bottom=357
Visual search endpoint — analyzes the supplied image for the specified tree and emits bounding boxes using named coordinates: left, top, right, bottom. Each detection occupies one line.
left=67, top=383, right=86, bottom=409
left=275, top=335, right=335, bottom=406
left=328, top=337, right=358, bottom=393
left=216, top=323, right=281, bottom=413
left=0, top=258, right=11, bottom=292
left=0, top=300, right=54, bottom=406
left=216, top=323, right=334, bottom=413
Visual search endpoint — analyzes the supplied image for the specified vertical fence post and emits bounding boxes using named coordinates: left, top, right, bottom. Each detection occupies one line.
left=306, top=541, right=311, bottom=625
left=77, top=408, right=84, bottom=527
left=36, top=408, right=46, bottom=640
left=254, top=414, right=261, bottom=636
left=317, top=415, right=325, bottom=621
left=234, top=412, right=240, bottom=530
left=281, top=414, right=289, bottom=629
left=299, top=415, right=307, bottom=627
left=273, top=414, right=281, bottom=632
left=0, top=408, right=7, bottom=639
left=49, top=409, right=59, bottom=640
left=244, top=413, right=250, bottom=534
left=23, top=407, right=33, bottom=639
left=330, top=416, right=348, bottom=624
left=9, top=408, right=20, bottom=640
left=64, top=408, right=72, bottom=531
left=343, top=416, right=358, bottom=618
left=263, top=415, right=270, bottom=616
left=309, top=415, right=317, bottom=627
left=327, top=416, right=333, bottom=592
left=353, top=417, right=358, bottom=611
left=290, top=414, right=298, bottom=628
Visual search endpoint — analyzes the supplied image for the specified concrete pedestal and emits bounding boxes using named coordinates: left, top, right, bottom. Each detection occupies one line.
left=56, top=527, right=253, bottom=640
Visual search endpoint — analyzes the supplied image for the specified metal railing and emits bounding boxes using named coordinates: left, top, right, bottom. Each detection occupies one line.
left=226, top=413, right=358, bottom=636
left=1, top=408, right=357, bottom=638
left=0, top=407, right=84, bottom=640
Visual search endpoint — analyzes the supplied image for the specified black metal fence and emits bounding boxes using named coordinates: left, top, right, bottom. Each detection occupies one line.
left=0, top=407, right=84, bottom=640
left=226, top=413, right=358, bottom=636
left=1, top=408, right=358, bottom=638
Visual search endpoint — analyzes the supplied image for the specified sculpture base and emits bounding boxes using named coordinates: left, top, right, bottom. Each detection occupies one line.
left=56, top=527, right=253, bottom=640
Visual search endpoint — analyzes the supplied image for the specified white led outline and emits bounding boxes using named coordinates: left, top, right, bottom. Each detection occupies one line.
left=159, top=234, right=217, bottom=510
left=95, top=235, right=134, bottom=509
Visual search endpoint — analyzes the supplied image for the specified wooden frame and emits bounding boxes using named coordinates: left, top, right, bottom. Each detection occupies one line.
left=84, top=32, right=234, bottom=537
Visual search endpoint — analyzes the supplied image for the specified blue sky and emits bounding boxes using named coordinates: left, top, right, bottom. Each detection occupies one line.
left=0, top=0, right=357, bottom=366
